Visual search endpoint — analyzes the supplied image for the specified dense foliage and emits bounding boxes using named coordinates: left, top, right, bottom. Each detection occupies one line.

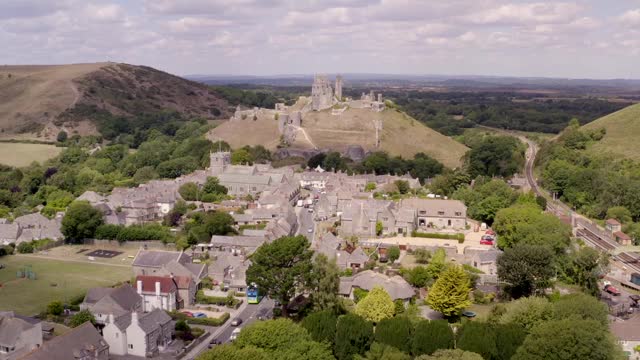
left=425, top=265, right=471, bottom=318
left=464, top=135, right=524, bottom=178
left=389, top=90, right=627, bottom=135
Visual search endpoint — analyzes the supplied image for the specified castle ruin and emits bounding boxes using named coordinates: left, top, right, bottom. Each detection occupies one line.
left=311, top=75, right=335, bottom=111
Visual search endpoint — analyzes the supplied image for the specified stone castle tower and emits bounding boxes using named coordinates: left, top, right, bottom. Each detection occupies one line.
left=311, top=75, right=334, bottom=111
left=209, top=151, right=231, bottom=175
left=335, top=75, right=343, bottom=101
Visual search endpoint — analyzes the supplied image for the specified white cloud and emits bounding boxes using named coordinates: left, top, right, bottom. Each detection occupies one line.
left=167, top=17, right=231, bottom=32
left=84, top=3, right=124, bottom=22
left=619, top=9, right=640, bottom=27
left=467, top=2, right=583, bottom=25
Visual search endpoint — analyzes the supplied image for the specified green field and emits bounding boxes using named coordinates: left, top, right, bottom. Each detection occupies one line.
left=0, top=143, right=63, bottom=167
left=582, top=103, right=640, bottom=161
left=0, top=255, right=131, bottom=316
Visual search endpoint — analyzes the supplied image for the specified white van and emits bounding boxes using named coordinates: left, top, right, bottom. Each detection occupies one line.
left=229, top=328, right=241, bottom=342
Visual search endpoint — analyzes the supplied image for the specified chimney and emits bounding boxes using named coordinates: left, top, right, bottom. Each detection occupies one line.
left=155, top=281, right=161, bottom=296
left=131, top=311, right=138, bottom=325
left=136, top=280, right=142, bottom=294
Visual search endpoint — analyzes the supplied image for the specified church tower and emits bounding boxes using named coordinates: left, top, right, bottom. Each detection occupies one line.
left=209, top=151, right=231, bottom=175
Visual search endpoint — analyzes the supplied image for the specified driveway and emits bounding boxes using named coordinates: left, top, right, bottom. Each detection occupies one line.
left=182, top=298, right=275, bottom=359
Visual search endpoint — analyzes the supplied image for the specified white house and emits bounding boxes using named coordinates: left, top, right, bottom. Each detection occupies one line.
left=0, top=312, right=43, bottom=360
left=135, top=276, right=178, bottom=312
left=610, top=319, right=640, bottom=360
left=103, top=309, right=173, bottom=358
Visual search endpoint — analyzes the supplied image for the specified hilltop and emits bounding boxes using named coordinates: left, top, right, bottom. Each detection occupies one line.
left=582, top=103, right=640, bottom=161
left=0, top=63, right=230, bottom=140
left=210, top=102, right=468, bottom=168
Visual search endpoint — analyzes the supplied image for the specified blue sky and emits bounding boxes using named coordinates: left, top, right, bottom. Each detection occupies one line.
left=1, top=0, right=640, bottom=79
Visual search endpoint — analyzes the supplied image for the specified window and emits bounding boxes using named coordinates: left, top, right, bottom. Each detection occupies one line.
left=438, top=211, right=445, bottom=216
left=419, top=210, right=426, bottom=215
left=455, top=212, right=462, bottom=216
left=129, top=344, right=134, bottom=349
left=382, top=217, right=388, bottom=221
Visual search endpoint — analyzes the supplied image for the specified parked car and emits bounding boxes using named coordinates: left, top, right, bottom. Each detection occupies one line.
left=230, top=328, right=241, bottom=341
left=308, top=208, right=314, bottom=213
left=307, top=227, right=313, bottom=233
left=480, top=239, right=494, bottom=245
left=485, top=229, right=496, bottom=236
left=462, top=311, right=477, bottom=318
left=481, top=235, right=495, bottom=241
left=230, top=318, right=243, bottom=326
left=604, top=284, right=621, bottom=296
left=181, top=311, right=194, bottom=317
left=208, top=339, right=220, bottom=348
left=193, top=312, right=207, bottom=318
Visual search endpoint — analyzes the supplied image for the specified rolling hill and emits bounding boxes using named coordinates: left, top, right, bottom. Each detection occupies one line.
left=582, top=103, right=640, bottom=161
left=0, top=63, right=230, bottom=140
left=210, top=102, right=468, bottom=168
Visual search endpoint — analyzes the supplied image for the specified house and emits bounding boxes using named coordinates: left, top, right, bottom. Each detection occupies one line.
left=339, top=270, right=415, bottom=304
left=0, top=312, right=42, bottom=360
left=0, top=213, right=63, bottom=246
left=614, top=231, right=633, bottom=246
left=606, top=219, right=623, bottom=233
left=209, top=253, right=250, bottom=291
left=315, top=233, right=370, bottom=270
left=102, top=309, right=173, bottom=358
left=610, top=319, right=640, bottom=360
left=400, top=198, right=467, bottom=230
left=80, top=284, right=142, bottom=326
left=20, top=322, right=108, bottom=360
left=341, top=199, right=417, bottom=237
left=135, top=276, right=178, bottom=312
left=132, top=250, right=206, bottom=283
left=469, top=250, right=501, bottom=275
left=0, top=223, right=19, bottom=245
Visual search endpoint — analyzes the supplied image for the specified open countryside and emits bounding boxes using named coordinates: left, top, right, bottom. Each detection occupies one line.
left=0, top=143, right=63, bottom=167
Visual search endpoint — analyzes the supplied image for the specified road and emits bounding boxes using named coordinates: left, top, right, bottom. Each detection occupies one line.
left=296, top=206, right=315, bottom=242
left=183, top=298, right=275, bottom=359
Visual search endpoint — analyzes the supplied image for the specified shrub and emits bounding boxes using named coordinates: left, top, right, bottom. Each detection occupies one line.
left=169, top=311, right=230, bottom=326
left=17, top=242, right=34, bottom=254
left=47, top=301, right=64, bottom=316
left=196, top=290, right=242, bottom=308
left=69, top=310, right=95, bottom=328
left=375, top=316, right=413, bottom=353
left=411, top=231, right=465, bottom=243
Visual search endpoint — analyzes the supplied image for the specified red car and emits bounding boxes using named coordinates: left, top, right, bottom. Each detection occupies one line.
left=486, top=229, right=496, bottom=236
left=604, top=284, right=621, bottom=296
left=480, top=239, right=494, bottom=245
left=181, top=311, right=194, bottom=317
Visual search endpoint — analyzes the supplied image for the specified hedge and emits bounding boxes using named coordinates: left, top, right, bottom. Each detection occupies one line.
left=169, top=311, right=230, bottom=326
left=95, top=223, right=173, bottom=242
left=411, top=231, right=465, bottom=243
left=195, top=290, right=242, bottom=309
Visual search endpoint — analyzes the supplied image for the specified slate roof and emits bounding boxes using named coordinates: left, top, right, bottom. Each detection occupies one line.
left=87, top=284, right=141, bottom=316
left=0, top=312, right=36, bottom=347
left=606, top=218, right=621, bottom=226
left=400, top=198, right=467, bottom=218
left=21, top=322, right=108, bottom=360
left=133, top=250, right=185, bottom=268
left=610, top=320, right=640, bottom=341
left=138, top=309, right=172, bottom=334
left=210, top=235, right=267, bottom=248
left=218, top=174, right=272, bottom=185
left=339, top=270, right=415, bottom=301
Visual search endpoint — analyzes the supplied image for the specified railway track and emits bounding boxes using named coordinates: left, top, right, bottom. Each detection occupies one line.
left=577, top=228, right=640, bottom=273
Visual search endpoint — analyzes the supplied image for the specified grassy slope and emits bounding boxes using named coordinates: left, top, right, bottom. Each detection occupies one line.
left=0, top=256, right=130, bottom=316
left=582, top=103, right=640, bottom=161
left=0, top=143, right=63, bottom=167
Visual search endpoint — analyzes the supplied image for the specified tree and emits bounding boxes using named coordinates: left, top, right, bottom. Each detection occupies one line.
left=17, top=242, right=34, bottom=254
left=494, top=324, right=526, bottom=360
left=355, top=286, right=395, bottom=323
left=365, top=183, right=377, bottom=192
left=401, top=266, right=432, bottom=288
left=197, top=345, right=269, bottom=360
left=426, top=265, right=471, bottom=318
left=374, top=316, right=412, bottom=353
left=203, top=211, right=235, bottom=236
left=179, top=182, right=199, bottom=201
left=466, top=135, right=524, bottom=178
left=69, top=310, right=95, bottom=328
left=231, top=148, right=253, bottom=165
left=456, top=322, right=497, bottom=360
left=246, top=236, right=313, bottom=315
left=498, top=296, right=552, bottom=331
left=133, top=166, right=158, bottom=184
left=56, top=131, right=68, bottom=143
left=301, top=311, right=338, bottom=345
left=376, top=221, right=383, bottom=236
left=513, top=319, right=622, bottom=360
left=335, top=313, right=374, bottom=360
left=414, top=249, right=431, bottom=264
left=563, top=246, right=608, bottom=296
left=61, top=201, right=104, bottom=242
left=412, top=320, right=454, bottom=356
left=395, top=180, right=410, bottom=194
left=235, top=318, right=311, bottom=352
left=497, top=245, right=554, bottom=298
left=552, top=293, right=608, bottom=327
left=493, top=204, right=571, bottom=253
left=387, top=246, right=400, bottom=263
left=47, top=301, right=64, bottom=316
left=606, top=206, right=632, bottom=224
left=358, top=342, right=411, bottom=360
left=310, top=254, right=342, bottom=313
left=416, top=349, right=483, bottom=360
left=426, top=248, right=447, bottom=279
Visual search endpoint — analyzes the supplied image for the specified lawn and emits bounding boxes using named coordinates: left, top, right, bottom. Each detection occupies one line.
left=0, top=143, right=63, bottom=167
left=0, top=255, right=131, bottom=316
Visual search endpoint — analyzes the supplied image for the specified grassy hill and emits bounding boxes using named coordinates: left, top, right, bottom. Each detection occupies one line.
left=582, top=103, right=640, bottom=161
left=210, top=103, right=468, bottom=168
left=0, top=63, right=230, bottom=141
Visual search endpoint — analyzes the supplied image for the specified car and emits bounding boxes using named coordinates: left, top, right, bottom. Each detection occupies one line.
left=230, top=318, right=243, bottom=326
left=0, top=264, right=4, bottom=270
left=480, top=239, right=494, bottom=245
left=193, top=312, right=207, bottom=318
left=485, top=229, right=496, bottom=236
left=181, top=311, right=194, bottom=317
left=308, top=208, right=314, bottom=213
left=462, top=311, right=477, bottom=318
left=307, top=227, right=313, bottom=233
left=604, top=284, right=621, bottom=296
left=481, top=235, right=495, bottom=241
left=208, top=339, right=220, bottom=348
left=229, top=328, right=241, bottom=341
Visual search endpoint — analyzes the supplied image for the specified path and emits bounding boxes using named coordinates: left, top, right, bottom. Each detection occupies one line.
left=293, top=126, right=318, bottom=149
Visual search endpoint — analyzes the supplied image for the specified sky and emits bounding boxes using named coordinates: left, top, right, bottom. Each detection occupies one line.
left=1, top=0, right=640, bottom=79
